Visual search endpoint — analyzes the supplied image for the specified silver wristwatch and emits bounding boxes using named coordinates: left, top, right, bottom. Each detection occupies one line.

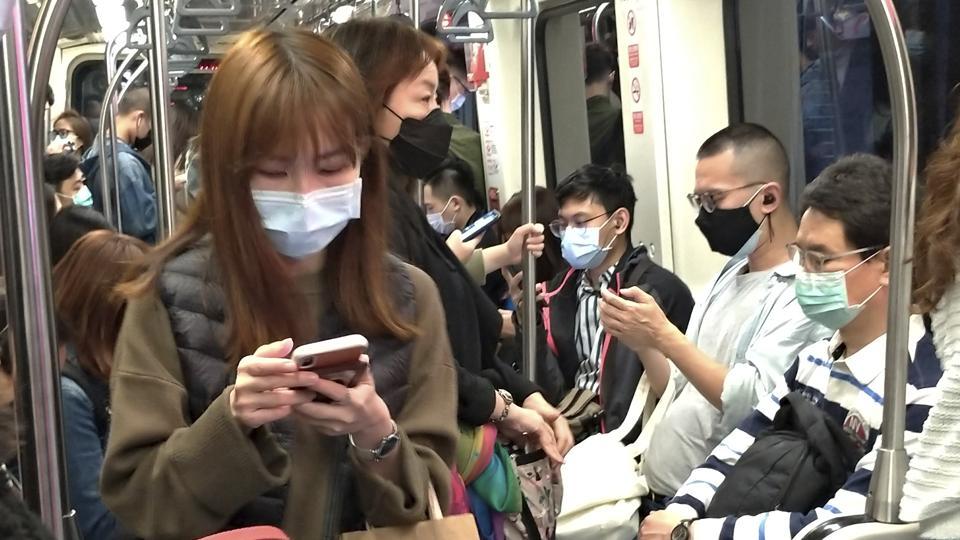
left=349, top=420, right=400, bottom=462
left=492, top=389, right=514, bottom=424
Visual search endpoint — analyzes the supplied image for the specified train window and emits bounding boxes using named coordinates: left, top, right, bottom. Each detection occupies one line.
left=70, top=60, right=107, bottom=135
left=733, top=0, right=960, bottom=190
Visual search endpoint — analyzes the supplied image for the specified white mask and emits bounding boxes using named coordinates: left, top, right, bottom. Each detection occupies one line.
left=252, top=178, right=362, bottom=259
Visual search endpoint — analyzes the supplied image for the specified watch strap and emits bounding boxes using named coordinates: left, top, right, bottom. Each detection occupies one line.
left=349, top=420, right=399, bottom=462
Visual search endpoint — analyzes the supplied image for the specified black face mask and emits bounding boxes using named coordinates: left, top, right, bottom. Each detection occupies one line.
left=132, top=130, right=152, bottom=152
left=385, top=106, right=453, bottom=179
left=695, top=206, right=760, bottom=257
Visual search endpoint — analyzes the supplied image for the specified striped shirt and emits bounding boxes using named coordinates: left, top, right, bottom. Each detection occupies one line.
left=666, top=314, right=943, bottom=540
left=573, top=267, right=615, bottom=393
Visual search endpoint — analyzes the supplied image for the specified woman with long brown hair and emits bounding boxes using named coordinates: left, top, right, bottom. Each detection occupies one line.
left=326, top=18, right=572, bottom=463
left=99, top=29, right=458, bottom=539
left=54, top=230, right=146, bottom=540
left=900, top=112, right=960, bottom=538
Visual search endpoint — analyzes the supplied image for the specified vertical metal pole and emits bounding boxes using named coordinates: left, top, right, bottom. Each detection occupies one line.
left=0, top=1, right=66, bottom=536
left=98, top=50, right=139, bottom=231
left=106, top=37, right=123, bottom=230
left=411, top=0, right=420, bottom=27
left=864, top=0, right=918, bottom=524
left=147, top=0, right=176, bottom=240
left=520, top=1, right=538, bottom=381
left=27, top=0, right=69, bottom=151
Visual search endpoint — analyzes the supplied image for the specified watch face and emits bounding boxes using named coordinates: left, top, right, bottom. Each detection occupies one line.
left=376, top=434, right=400, bottom=458
left=670, top=524, right=689, bottom=540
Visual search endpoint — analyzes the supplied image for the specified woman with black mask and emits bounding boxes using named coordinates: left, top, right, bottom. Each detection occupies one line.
left=327, top=20, right=573, bottom=463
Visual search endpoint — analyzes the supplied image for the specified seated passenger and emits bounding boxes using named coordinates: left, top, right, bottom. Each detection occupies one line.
left=100, top=30, right=458, bottom=539
left=43, top=152, right=92, bottom=208
left=642, top=154, right=943, bottom=540
left=500, top=187, right=566, bottom=309
left=82, top=87, right=157, bottom=243
left=900, top=112, right=960, bottom=538
left=327, top=19, right=573, bottom=462
left=54, top=230, right=146, bottom=540
left=537, top=164, right=695, bottom=433
left=600, top=124, right=831, bottom=505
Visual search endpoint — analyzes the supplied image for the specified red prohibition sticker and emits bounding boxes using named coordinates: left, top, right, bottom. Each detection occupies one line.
left=632, top=111, right=645, bottom=134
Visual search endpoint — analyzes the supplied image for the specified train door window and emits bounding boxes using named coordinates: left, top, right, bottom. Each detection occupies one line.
left=732, top=0, right=960, bottom=196
left=536, top=0, right=626, bottom=188
left=70, top=60, right=108, bottom=136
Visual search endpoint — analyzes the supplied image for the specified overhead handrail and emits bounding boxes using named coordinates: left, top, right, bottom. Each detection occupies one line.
left=97, top=52, right=143, bottom=233
left=148, top=0, right=177, bottom=241
left=864, top=0, right=917, bottom=523
left=1, top=0, right=76, bottom=537
left=796, top=1, right=917, bottom=537
left=176, top=0, right=239, bottom=17
left=591, top=2, right=609, bottom=42
left=437, top=0, right=537, bottom=44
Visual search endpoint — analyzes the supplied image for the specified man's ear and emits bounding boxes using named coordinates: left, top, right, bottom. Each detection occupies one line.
left=614, top=207, right=630, bottom=235
left=878, top=246, right=892, bottom=287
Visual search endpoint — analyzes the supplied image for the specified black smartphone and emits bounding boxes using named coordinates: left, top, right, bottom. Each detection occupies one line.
left=461, top=210, right=501, bottom=242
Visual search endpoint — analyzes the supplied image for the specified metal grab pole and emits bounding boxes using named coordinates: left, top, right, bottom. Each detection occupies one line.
left=105, top=33, right=125, bottom=228
left=26, top=0, right=69, bottom=150
left=0, top=1, right=67, bottom=536
left=147, top=0, right=176, bottom=240
left=520, top=0, right=538, bottom=382
left=411, top=0, right=420, bottom=27
left=864, top=0, right=918, bottom=524
left=97, top=53, right=140, bottom=230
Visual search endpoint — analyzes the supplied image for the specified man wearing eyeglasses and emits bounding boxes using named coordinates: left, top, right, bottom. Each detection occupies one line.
left=639, top=154, right=942, bottom=540
left=533, top=164, right=694, bottom=436
left=599, top=124, right=832, bottom=515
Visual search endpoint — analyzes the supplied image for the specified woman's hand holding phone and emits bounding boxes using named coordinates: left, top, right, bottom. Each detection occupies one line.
left=230, top=338, right=321, bottom=431
left=292, top=355, right=394, bottom=448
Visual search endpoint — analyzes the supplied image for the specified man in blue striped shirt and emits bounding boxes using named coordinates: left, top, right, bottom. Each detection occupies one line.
left=640, top=154, right=943, bottom=540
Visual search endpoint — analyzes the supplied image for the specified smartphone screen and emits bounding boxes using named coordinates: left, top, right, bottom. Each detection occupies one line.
left=462, top=210, right=501, bottom=242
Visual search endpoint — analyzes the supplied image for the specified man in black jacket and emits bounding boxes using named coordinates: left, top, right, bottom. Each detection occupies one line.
left=536, top=165, right=695, bottom=433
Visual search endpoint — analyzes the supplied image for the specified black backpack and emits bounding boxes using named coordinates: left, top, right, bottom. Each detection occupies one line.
left=706, top=391, right=864, bottom=517
left=60, top=360, right=111, bottom=444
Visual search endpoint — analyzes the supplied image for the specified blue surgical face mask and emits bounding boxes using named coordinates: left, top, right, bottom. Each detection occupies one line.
left=252, top=178, right=362, bottom=259
left=426, top=198, right=456, bottom=235
left=795, top=250, right=883, bottom=330
left=560, top=216, right=617, bottom=270
left=450, top=93, right=467, bottom=112
left=73, top=185, right=93, bottom=207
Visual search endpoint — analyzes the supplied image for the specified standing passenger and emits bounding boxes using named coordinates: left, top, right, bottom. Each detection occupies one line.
left=600, top=123, right=831, bottom=510
left=327, top=19, right=574, bottom=462
left=100, top=30, right=458, bottom=539
left=82, top=87, right=157, bottom=243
